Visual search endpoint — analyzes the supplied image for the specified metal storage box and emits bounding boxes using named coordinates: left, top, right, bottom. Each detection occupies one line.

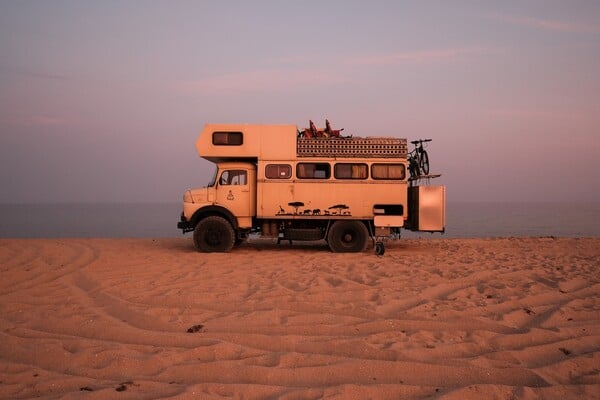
left=408, top=185, right=446, bottom=232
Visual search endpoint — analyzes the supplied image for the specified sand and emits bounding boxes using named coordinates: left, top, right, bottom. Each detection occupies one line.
left=0, top=237, right=598, bottom=399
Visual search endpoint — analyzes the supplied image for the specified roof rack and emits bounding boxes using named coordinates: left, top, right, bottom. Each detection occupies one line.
left=297, top=137, right=407, bottom=158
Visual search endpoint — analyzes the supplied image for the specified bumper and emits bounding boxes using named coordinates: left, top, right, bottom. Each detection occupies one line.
left=177, top=213, right=194, bottom=233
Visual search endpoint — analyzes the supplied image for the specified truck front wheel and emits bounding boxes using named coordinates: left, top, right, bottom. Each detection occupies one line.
left=193, top=216, right=235, bottom=252
left=327, top=221, right=369, bottom=253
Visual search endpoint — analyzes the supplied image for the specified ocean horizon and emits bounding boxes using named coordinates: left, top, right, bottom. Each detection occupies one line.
left=0, top=201, right=598, bottom=239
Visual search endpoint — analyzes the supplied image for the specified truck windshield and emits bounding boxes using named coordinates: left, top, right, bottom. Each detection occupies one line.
left=207, top=166, right=218, bottom=187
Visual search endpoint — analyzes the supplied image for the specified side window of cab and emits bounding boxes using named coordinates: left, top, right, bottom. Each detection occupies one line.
left=219, top=170, right=247, bottom=185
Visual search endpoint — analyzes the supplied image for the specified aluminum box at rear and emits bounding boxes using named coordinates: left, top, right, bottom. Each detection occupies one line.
left=407, top=185, right=446, bottom=232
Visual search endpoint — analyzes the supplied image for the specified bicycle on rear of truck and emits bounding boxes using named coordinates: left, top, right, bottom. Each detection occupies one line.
left=408, top=138, right=431, bottom=179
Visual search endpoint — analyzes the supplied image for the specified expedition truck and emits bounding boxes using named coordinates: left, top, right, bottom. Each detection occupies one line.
left=177, top=122, right=445, bottom=255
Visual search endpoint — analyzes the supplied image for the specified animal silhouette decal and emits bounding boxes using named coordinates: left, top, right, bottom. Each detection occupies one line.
left=276, top=202, right=351, bottom=216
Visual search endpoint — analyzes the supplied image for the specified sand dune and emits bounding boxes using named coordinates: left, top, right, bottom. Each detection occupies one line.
left=0, top=237, right=598, bottom=399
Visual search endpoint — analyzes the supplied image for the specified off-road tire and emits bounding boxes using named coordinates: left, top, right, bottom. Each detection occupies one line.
left=327, top=220, right=369, bottom=253
left=193, top=216, right=235, bottom=252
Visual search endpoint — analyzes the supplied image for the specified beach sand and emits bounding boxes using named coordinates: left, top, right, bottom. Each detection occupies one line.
left=0, top=237, right=598, bottom=399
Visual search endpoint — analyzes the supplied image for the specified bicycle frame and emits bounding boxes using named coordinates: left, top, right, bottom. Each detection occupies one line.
left=408, top=139, right=431, bottom=179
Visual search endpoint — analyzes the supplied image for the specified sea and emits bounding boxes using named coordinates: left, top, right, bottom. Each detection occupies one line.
left=0, top=202, right=598, bottom=239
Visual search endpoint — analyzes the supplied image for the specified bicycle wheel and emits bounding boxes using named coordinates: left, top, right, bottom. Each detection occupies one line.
left=420, top=150, right=430, bottom=175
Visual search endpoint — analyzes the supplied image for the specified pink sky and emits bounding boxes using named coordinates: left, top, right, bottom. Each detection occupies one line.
left=0, top=1, right=599, bottom=203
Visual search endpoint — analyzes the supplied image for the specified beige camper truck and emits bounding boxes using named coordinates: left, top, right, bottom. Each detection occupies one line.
left=178, top=123, right=445, bottom=254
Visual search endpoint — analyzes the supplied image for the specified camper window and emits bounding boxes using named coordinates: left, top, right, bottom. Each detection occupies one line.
left=266, top=164, right=292, bottom=179
left=371, top=164, right=406, bottom=180
left=212, top=131, right=243, bottom=146
left=334, top=163, right=368, bottom=179
left=297, top=163, right=330, bottom=179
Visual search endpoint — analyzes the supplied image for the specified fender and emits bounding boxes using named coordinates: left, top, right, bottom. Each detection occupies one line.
left=190, top=205, right=238, bottom=230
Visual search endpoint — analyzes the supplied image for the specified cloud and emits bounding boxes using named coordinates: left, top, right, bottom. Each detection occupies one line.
left=0, top=64, right=70, bottom=81
left=176, top=68, right=347, bottom=95
left=486, top=12, right=599, bottom=34
left=176, top=46, right=488, bottom=95
left=28, top=115, right=70, bottom=126
left=486, top=107, right=584, bottom=120
left=347, top=47, right=485, bottom=66
left=1, top=113, right=72, bottom=128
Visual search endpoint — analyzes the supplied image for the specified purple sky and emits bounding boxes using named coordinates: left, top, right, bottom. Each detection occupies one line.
left=1, top=1, right=599, bottom=203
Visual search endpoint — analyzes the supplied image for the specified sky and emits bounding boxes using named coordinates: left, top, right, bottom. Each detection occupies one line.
left=0, top=0, right=599, bottom=203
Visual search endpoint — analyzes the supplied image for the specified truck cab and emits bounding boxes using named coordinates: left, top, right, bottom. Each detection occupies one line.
left=179, top=162, right=256, bottom=239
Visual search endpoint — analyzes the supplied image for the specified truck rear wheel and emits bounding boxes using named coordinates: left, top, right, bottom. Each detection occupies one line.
left=193, top=216, right=235, bottom=252
left=327, top=221, right=369, bottom=253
